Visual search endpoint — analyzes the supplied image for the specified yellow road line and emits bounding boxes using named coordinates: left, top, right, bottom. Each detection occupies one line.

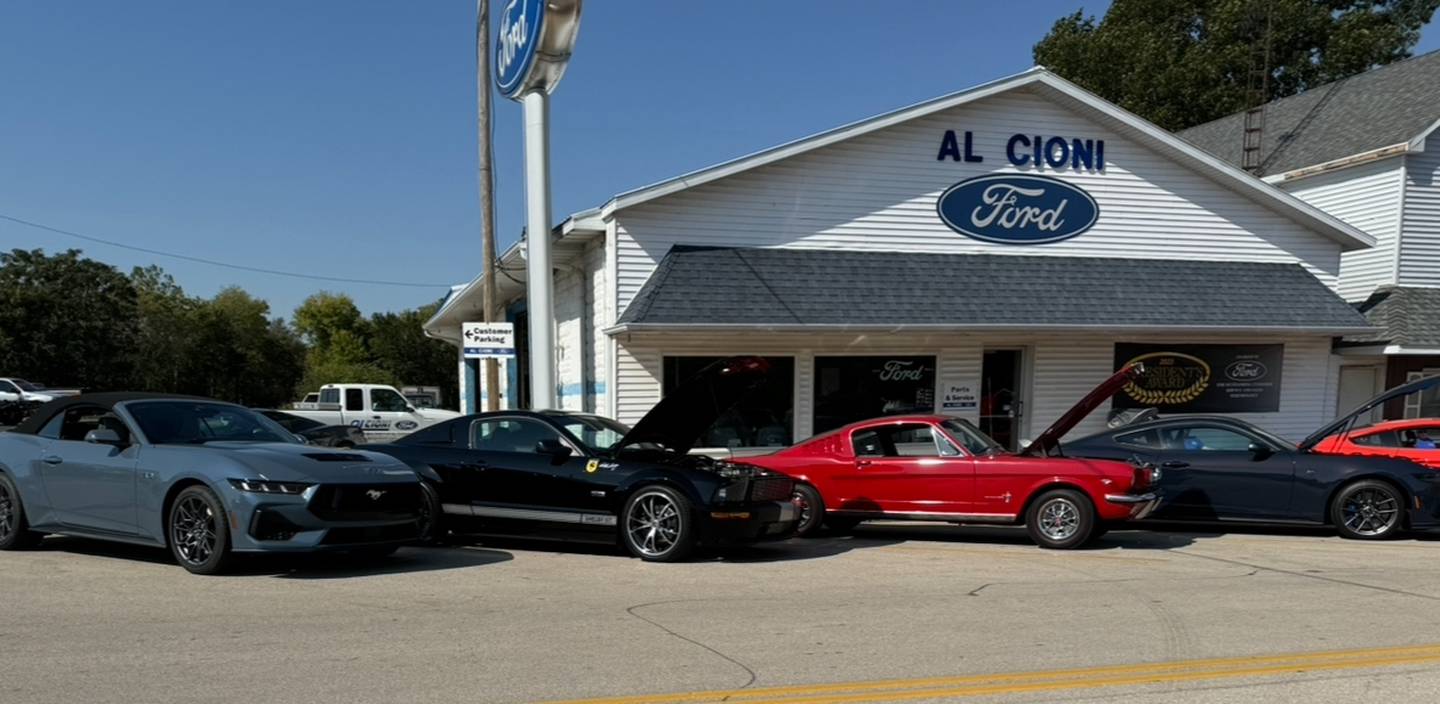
left=539, top=643, right=1440, bottom=704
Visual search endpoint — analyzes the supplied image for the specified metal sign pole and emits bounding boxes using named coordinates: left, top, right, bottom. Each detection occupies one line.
left=522, top=89, right=555, bottom=410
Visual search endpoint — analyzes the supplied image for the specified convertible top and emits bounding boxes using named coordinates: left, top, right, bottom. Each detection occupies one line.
left=9, top=392, right=216, bottom=435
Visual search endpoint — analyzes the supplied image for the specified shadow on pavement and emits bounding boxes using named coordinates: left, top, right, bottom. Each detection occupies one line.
left=443, top=531, right=903, bottom=563
left=838, top=522, right=1199, bottom=550
left=32, top=536, right=512, bottom=578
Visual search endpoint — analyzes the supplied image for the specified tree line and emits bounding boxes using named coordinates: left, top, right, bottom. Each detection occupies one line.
left=0, top=248, right=457, bottom=409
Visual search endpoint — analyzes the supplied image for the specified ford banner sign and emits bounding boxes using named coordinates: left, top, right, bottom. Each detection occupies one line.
left=495, top=0, right=582, bottom=100
left=936, top=174, right=1099, bottom=245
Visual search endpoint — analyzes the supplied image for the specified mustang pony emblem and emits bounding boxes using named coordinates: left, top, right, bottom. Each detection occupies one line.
left=365, top=489, right=386, bottom=501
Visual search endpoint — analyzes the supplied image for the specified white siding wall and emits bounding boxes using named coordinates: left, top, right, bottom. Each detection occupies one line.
left=1399, top=149, right=1440, bottom=287
left=1283, top=157, right=1404, bottom=301
left=614, top=332, right=1338, bottom=445
left=613, top=90, right=1346, bottom=312
left=552, top=240, right=608, bottom=412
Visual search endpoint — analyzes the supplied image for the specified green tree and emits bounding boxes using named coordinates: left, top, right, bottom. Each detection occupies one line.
left=293, top=291, right=368, bottom=350
left=130, top=265, right=198, bottom=393
left=369, top=302, right=458, bottom=398
left=0, top=248, right=139, bottom=390
left=1034, top=0, right=1440, bottom=131
left=185, top=287, right=304, bottom=407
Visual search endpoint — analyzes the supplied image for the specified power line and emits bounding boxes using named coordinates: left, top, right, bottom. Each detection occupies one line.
left=0, top=212, right=447, bottom=289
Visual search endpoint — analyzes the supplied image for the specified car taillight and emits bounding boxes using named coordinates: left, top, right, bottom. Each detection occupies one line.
left=1131, top=463, right=1160, bottom=490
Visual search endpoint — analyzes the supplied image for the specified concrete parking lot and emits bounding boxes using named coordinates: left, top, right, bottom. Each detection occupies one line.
left=4, top=523, right=1440, bottom=703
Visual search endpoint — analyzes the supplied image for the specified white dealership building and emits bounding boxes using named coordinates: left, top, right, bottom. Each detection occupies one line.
left=426, top=66, right=1382, bottom=450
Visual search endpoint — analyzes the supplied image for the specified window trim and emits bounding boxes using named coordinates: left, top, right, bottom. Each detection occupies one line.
left=848, top=421, right=964, bottom=459
left=1153, top=422, right=1275, bottom=453
left=51, top=404, right=120, bottom=444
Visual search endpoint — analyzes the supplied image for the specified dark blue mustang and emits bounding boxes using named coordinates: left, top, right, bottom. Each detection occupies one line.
left=1062, top=376, right=1440, bottom=540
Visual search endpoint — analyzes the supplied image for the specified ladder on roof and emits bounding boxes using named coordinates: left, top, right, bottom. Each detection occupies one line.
left=1241, top=0, right=1273, bottom=175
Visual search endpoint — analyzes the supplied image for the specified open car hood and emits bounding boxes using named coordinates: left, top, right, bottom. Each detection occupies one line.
left=1019, top=363, right=1145, bottom=457
left=1298, top=374, right=1440, bottom=451
left=615, top=356, right=771, bottom=455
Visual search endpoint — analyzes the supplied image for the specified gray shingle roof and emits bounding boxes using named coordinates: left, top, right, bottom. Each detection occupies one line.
left=1352, top=286, right=1440, bottom=346
left=1178, top=51, right=1440, bottom=175
left=616, top=247, right=1371, bottom=331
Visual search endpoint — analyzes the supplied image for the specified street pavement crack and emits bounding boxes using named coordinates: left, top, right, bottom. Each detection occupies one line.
left=625, top=599, right=758, bottom=699
left=1172, top=549, right=1440, bottom=601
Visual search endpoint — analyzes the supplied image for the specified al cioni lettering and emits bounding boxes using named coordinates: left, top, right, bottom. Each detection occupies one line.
left=937, top=130, right=1105, bottom=172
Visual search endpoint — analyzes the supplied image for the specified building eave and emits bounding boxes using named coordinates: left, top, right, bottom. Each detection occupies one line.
left=604, top=322, right=1375, bottom=337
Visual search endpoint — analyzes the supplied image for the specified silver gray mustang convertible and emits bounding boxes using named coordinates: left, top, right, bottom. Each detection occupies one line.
left=0, top=393, right=425, bottom=574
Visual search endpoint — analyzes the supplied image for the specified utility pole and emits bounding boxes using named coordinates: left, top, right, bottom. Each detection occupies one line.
left=477, top=0, right=500, bottom=412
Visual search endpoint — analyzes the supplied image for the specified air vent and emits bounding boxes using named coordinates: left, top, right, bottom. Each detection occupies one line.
left=303, top=453, right=370, bottom=462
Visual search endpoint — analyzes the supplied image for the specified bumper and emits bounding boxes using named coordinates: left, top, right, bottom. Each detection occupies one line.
left=225, top=484, right=424, bottom=552
left=1105, top=492, right=1162, bottom=520
left=700, top=500, right=800, bottom=545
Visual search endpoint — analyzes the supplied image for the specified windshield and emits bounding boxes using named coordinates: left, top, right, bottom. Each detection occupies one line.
left=560, top=415, right=633, bottom=452
left=127, top=401, right=297, bottom=445
left=12, top=379, right=40, bottom=391
left=941, top=418, right=1003, bottom=455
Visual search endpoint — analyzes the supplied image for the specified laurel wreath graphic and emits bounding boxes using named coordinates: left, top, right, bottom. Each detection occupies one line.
left=1123, top=351, right=1211, bottom=406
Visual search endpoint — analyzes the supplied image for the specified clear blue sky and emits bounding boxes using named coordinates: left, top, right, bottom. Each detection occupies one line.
left=2, top=1, right=1437, bottom=318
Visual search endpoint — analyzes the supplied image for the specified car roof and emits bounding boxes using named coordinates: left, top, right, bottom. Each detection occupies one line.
left=1068, top=415, right=1260, bottom=443
left=1350, top=418, right=1440, bottom=434
left=9, top=392, right=222, bottom=435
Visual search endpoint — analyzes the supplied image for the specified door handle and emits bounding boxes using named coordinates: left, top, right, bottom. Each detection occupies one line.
left=1161, top=460, right=1189, bottom=469
left=856, top=459, right=874, bottom=468
left=464, top=462, right=488, bottom=471
left=41, top=454, right=63, bottom=465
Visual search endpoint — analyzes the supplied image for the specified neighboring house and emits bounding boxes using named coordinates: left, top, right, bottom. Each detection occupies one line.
left=1181, top=50, right=1440, bottom=419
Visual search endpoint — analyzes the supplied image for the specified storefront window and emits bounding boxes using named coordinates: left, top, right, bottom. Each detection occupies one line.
left=814, top=356, right=936, bottom=433
left=661, top=356, right=794, bottom=448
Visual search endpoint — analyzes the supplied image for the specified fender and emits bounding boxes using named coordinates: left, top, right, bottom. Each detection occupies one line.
left=610, top=467, right=712, bottom=513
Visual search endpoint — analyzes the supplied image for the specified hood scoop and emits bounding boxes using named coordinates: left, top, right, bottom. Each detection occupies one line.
left=303, top=452, right=370, bottom=462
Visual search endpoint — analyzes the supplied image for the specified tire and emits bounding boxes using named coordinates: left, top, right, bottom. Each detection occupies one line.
left=1331, top=479, right=1405, bottom=540
left=0, top=473, right=44, bottom=550
left=167, top=485, right=233, bottom=575
left=791, top=484, right=825, bottom=537
left=1025, top=488, right=1096, bottom=549
left=621, top=485, right=695, bottom=562
left=1090, top=524, right=1110, bottom=540
left=415, top=480, right=445, bottom=545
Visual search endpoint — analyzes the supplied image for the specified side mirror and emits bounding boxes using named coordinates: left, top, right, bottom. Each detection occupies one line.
left=1248, top=442, right=1272, bottom=459
left=535, top=438, right=573, bottom=462
left=85, top=428, right=126, bottom=446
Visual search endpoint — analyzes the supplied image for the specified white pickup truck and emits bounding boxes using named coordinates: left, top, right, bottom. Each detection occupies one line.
left=0, top=378, right=77, bottom=403
left=287, top=383, right=461, bottom=443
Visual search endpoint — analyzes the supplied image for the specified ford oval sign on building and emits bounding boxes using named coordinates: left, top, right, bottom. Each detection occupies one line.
left=936, top=174, right=1100, bottom=245
left=496, top=0, right=582, bottom=100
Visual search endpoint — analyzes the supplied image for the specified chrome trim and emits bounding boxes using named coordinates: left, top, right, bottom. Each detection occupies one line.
left=1104, top=492, right=1159, bottom=505
left=830, top=509, right=1016, bottom=524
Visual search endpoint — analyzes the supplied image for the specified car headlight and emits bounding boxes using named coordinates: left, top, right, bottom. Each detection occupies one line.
left=714, top=462, right=764, bottom=479
left=228, top=478, right=313, bottom=495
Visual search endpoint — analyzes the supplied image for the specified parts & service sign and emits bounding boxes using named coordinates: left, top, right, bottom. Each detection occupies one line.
left=1112, top=344, right=1283, bottom=413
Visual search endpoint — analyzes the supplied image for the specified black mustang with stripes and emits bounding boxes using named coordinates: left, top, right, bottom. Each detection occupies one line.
left=364, top=357, right=799, bottom=561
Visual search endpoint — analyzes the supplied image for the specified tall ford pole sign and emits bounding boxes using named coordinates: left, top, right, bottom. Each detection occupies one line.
left=496, top=0, right=581, bottom=410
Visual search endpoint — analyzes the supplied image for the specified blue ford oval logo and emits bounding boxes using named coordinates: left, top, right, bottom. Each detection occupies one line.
left=496, top=0, right=546, bottom=98
left=936, top=174, right=1100, bottom=245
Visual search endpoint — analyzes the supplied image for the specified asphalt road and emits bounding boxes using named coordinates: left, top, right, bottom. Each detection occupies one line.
left=4, top=523, right=1440, bottom=703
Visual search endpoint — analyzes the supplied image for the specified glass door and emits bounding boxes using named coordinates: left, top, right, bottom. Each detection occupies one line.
left=980, top=349, right=1024, bottom=450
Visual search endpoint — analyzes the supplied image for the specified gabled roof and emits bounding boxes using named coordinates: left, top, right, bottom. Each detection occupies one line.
left=612, top=246, right=1372, bottom=334
left=1179, top=51, right=1440, bottom=177
left=599, top=66, right=1374, bottom=251
left=1351, top=286, right=1440, bottom=347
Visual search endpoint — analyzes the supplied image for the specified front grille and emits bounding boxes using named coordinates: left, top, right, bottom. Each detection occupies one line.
left=309, top=484, right=423, bottom=521
left=320, top=522, right=420, bottom=545
left=747, top=475, right=793, bottom=503
left=250, top=508, right=304, bottom=541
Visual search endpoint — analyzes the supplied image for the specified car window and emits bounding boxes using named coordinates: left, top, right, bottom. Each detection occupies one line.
left=319, top=388, right=339, bottom=405
left=1168, top=427, right=1255, bottom=452
left=0, top=380, right=18, bottom=394
left=1115, top=429, right=1162, bottom=448
left=401, top=420, right=458, bottom=446
left=371, top=388, right=410, bottom=413
left=56, top=405, right=109, bottom=442
left=38, top=411, right=67, bottom=439
left=851, top=423, right=954, bottom=458
left=941, top=418, right=998, bottom=455
left=344, top=388, right=364, bottom=412
left=558, top=415, right=631, bottom=453
left=1390, top=427, right=1440, bottom=449
left=262, top=411, right=322, bottom=433
left=127, top=401, right=294, bottom=444
left=471, top=418, right=564, bottom=454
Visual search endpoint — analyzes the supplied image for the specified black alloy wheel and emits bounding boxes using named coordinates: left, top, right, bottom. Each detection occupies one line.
left=621, top=486, right=695, bottom=562
left=0, top=473, right=43, bottom=550
left=1025, top=488, right=1096, bottom=549
left=168, top=485, right=233, bottom=575
left=1332, top=480, right=1405, bottom=540
left=416, top=481, right=445, bottom=544
left=791, top=484, right=825, bottom=537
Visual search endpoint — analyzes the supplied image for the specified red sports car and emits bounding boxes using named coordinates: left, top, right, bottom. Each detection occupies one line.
left=745, top=366, right=1161, bottom=548
left=1311, top=418, right=1440, bottom=470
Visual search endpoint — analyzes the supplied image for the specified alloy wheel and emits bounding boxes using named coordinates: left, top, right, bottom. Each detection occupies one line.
left=1341, top=487, right=1400, bottom=537
left=792, top=488, right=813, bottom=528
left=626, top=492, right=681, bottom=558
left=1037, top=497, right=1081, bottom=542
left=0, top=483, right=14, bottom=543
left=171, top=496, right=217, bottom=566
